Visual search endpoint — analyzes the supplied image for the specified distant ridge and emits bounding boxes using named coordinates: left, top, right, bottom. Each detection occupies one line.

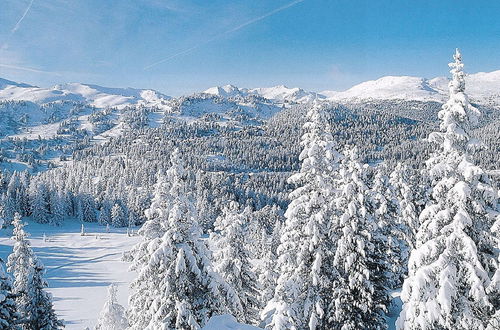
left=3, top=69, right=500, bottom=107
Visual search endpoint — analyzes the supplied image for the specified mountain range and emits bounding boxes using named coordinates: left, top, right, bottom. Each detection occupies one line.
left=0, top=78, right=171, bottom=109
left=1, top=69, right=499, bottom=174
left=2, top=69, right=500, bottom=109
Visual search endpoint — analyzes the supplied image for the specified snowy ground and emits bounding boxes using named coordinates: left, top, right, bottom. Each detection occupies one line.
left=0, top=219, right=140, bottom=329
left=202, top=315, right=261, bottom=330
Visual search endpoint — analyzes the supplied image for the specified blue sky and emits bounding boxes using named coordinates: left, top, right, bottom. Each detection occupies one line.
left=1, top=0, right=500, bottom=95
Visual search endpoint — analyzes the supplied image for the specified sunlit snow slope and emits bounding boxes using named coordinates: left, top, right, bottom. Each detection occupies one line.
left=0, top=220, right=140, bottom=329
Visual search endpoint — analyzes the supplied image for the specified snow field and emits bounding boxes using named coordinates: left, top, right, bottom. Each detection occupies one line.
left=0, top=219, right=139, bottom=329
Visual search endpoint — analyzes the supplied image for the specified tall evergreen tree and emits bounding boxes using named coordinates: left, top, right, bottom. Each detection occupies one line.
left=487, top=218, right=500, bottom=327
left=49, top=191, right=64, bottom=226
left=111, top=202, right=127, bottom=227
left=328, top=147, right=388, bottom=330
left=81, top=195, right=97, bottom=223
left=4, top=173, right=21, bottom=223
left=368, top=168, right=407, bottom=290
left=389, top=162, right=419, bottom=250
left=98, top=201, right=112, bottom=226
left=24, top=259, right=64, bottom=330
left=397, top=49, right=499, bottom=329
left=127, top=149, right=235, bottom=329
left=29, top=183, right=49, bottom=224
left=257, top=213, right=282, bottom=313
left=210, top=202, right=260, bottom=324
left=0, top=258, right=20, bottom=329
left=0, top=202, right=5, bottom=229
left=123, top=171, right=170, bottom=267
left=264, top=101, right=341, bottom=330
left=7, top=213, right=63, bottom=329
left=7, top=213, right=34, bottom=321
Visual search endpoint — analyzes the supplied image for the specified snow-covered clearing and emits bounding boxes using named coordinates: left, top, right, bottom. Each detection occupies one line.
left=201, top=314, right=262, bottom=330
left=0, top=219, right=139, bottom=329
left=9, top=122, right=61, bottom=140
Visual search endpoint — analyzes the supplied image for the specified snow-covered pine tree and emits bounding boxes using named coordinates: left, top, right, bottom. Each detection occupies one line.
left=81, top=195, right=97, bottom=223
left=195, top=170, right=217, bottom=231
left=29, top=183, right=49, bottom=224
left=122, top=171, right=170, bottom=266
left=4, top=173, right=21, bottom=222
left=0, top=258, right=20, bottom=328
left=389, top=162, right=419, bottom=250
left=98, top=201, right=112, bottom=226
left=17, top=172, right=30, bottom=217
left=111, top=203, right=126, bottom=227
left=210, top=202, right=260, bottom=324
left=397, top=49, right=499, bottom=330
left=0, top=202, right=5, bottom=229
left=487, top=252, right=500, bottom=329
left=95, top=284, right=128, bottom=330
left=257, top=216, right=282, bottom=317
left=7, top=213, right=63, bottom=329
left=328, top=147, right=388, bottom=330
left=7, top=213, right=34, bottom=321
left=24, top=259, right=64, bottom=330
left=127, top=149, right=235, bottom=329
left=49, top=191, right=64, bottom=226
left=4, top=194, right=18, bottom=225
left=487, top=217, right=500, bottom=327
left=76, top=199, right=84, bottom=223
left=368, top=168, right=407, bottom=290
left=2, top=192, right=17, bottom=226
left=264, top=101, right=341, bottom=330
left=245, top=215, right=267, bottom=261
left=127, top=212, right=136, bottom=229
left=247, top=205, right=283, bottom=260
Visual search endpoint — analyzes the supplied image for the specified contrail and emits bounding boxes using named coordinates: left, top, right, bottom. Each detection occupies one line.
left=0, top=0, right=36, bottom=51
left=12, top=0, right=36, bottom=33
left=144, top=0, right=305, bottom=70
left=0, top=63, right=60, bottom=75
left=222, top=0, right=305, bottom=36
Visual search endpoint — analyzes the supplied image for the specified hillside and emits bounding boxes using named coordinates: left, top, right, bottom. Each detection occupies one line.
left=322, top=70, right=500, bottom=106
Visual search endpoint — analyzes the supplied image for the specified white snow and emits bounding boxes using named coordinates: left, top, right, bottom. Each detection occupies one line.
left=0, top=218, right=140, bottom=330
left=204, top=85, right=243, bottom=98
left=3, top=69, right=500, bottom=109
left=323, top=70, right=500, bottom=105
left=323, top=76, right=444, bottom=102
left=248, top=85, right=320, bottom=103
left=9, top=122, right=61, bottom=140
left=203, top=84, right=321, bottom=103
left=202, top=70, right=500, bottom=105
left=202, top=314, right=262, bottom=330
left=0, top=80, right=170, bottom=109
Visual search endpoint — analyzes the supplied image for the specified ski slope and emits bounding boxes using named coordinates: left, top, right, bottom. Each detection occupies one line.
left=0, top=219, right=140, bottom=329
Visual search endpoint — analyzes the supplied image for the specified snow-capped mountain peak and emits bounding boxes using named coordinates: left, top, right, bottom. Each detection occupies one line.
left=0, top=79, right=171, bottom=109
left=203, top=85, right=242, bottom=98
left=322, top=70, right=500, bottom=104
left=322, top=76, right=444, bottom=102
left=248, top=85, right=321, bottom=103
left=204, top=84, right=321, bottom=103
